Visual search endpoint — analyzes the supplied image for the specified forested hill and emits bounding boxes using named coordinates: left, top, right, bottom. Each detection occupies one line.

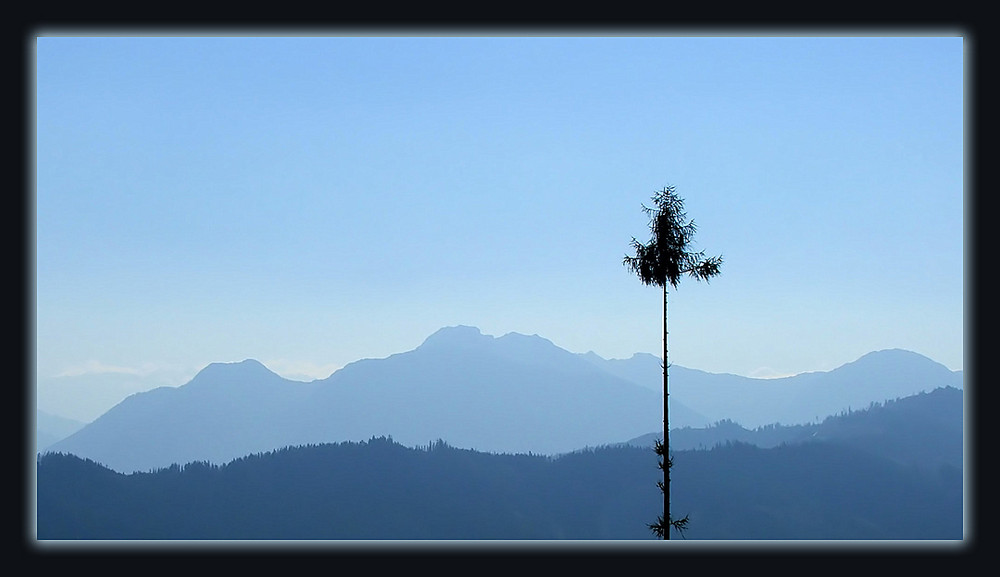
left=635, top=386, right=964, bottom=472
left=37, top=430, right=963, bottom=540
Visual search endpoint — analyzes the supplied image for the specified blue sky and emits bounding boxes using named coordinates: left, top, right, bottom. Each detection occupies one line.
left=34, top=33, right=965, bottom=418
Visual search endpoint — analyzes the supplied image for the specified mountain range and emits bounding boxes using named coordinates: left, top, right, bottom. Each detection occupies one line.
left=585, top=347, right=963, bottom=427
left=42, top=325, right=963, bottom=474
left=37, top=386, right=965, bottom=540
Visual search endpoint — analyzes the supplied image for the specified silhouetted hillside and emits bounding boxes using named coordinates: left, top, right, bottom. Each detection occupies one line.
left=629, top=386, right=963, bottom=472
left=37, top=431, right=963, bottom=540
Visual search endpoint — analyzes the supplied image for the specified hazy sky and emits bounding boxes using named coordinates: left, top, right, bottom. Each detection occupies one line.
left=34, top=32, right=965, bottom=409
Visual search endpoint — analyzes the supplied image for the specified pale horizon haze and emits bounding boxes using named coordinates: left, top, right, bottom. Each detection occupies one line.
left=34, top=32, right=966, bottom=422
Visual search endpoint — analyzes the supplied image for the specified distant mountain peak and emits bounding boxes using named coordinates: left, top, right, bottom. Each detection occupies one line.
left=188, top=358, right=280, bottom=386
left=204, top=358, right=270, bottom=371
left=856, top=348, right=933, bottom=362
left=418, top=325, right=492, bottom=350
left=497, top=331, right=555, bottom=347
left=837, top=349, right=952, bottom=374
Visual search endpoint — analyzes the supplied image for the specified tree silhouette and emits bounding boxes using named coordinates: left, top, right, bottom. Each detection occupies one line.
left=624, top=185, right=722, bottom=539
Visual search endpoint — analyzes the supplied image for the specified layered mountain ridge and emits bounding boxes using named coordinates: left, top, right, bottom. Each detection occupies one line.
left=42, top=326, right=962, bottom=474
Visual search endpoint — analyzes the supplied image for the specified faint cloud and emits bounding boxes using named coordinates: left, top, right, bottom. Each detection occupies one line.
left=54, top=360, right=146, bottom=378
left=50, top=360, right=195, bottom=385
left=748, top=367, right=797, bottom=380
left=39, top=361, right=194, bottom=422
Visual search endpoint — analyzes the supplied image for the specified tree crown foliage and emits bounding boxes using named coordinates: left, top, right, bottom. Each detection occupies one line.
left=623, top=186, right=723, bottom=289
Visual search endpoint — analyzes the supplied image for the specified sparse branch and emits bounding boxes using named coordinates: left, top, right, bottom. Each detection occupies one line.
left=648, top=513, right=691, bottom=539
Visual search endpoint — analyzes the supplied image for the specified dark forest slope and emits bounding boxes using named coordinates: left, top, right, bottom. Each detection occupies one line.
left=37, top=435, right=962, bottom=540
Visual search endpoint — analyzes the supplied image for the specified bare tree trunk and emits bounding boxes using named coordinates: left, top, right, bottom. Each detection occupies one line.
left=663, top=283, right=670, bottom=540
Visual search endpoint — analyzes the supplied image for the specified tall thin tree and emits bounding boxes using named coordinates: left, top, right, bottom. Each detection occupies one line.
left=624, top=186, right=722, bottom=539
